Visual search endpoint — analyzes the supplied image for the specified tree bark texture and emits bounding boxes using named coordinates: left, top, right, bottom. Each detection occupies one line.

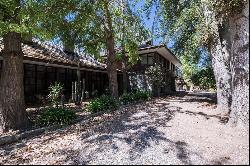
left=210, top=21, right=232, bottom=114
left=104, top=0, right=119, bottom=98
left=228, top=1, right=249, bottom=129
left=106, top=34, right=119, bottom=98
left=121, top=0, right=128, bottom=94
left=0, top=32, right=28, bottom=133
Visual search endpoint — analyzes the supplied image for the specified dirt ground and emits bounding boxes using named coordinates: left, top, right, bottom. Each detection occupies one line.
left=0, top=93, right=249, bottom=165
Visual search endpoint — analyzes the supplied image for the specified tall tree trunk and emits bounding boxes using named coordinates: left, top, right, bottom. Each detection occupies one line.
left=210, top=21, right=232, bottom=115
left=121, top=0, right=127, bottom=94
left=106, top=34, right=119, bottom=98
left=0, top=32, right=28, bottom=133
left=104, top=0, right=119, bottom=98
left=228, top=1, right=249, bottom=129
left=203, top=2, right=232, bottom=115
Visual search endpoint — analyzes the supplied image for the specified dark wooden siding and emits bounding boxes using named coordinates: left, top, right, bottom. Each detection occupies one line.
left=0, top=60, right=118, bottom=105
left=22, top=63, right=112, bottom=104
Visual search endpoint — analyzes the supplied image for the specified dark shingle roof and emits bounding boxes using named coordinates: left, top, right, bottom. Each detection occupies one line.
left=0, top=39, right=106, bottom=69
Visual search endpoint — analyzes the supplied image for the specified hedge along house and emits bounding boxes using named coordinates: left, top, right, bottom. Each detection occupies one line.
left=127, top=42, right=182, bottom=96
left=0, top=39, right=124, bottom=105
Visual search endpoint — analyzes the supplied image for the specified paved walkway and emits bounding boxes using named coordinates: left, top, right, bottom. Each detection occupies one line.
left=0, top=94, right=249, bottom=165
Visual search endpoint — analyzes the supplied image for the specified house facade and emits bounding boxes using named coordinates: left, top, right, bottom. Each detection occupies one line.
left=0, top=39, right=181, bottom=105
left=127, top=43, right=182, bottom=96
left=0, top=39, right=123, bottom=105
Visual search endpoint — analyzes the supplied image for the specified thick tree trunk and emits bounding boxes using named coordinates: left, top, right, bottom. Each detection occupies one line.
left=121, top=0, right=128, bottom=94
left=228, top=1, right=249, bottom=129
left=104, top=0, right=119, bottom=98
left=210, top=22, right=232, bottom=115
left=106, top=35, right=119, bottom=98
left=0, top=32, right=28, bottom=133
left=203, top=2, right=232, bottom=115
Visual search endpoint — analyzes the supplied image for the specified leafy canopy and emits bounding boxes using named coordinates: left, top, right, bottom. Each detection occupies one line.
left=141, top=0, right=246, bottom=86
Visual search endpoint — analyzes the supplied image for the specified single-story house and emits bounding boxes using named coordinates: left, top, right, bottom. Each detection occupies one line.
left=0, top=39, right=181, bottom=105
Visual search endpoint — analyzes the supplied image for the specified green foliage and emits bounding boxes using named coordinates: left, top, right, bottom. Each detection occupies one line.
left=145, top=63, right=165, bottom=88
left=38, top=107, right=76, bottom=126
left=190, top=65, right=216, bottom=90
left=87, top=90, right=151, bottom=113
left=142, top=0, right=247, bottom=88
left=0, top=0, right=54, bottom=39
left=87, top=95, right=119, bottom=113
left=120, top=90, right=151, bottom=105
left=47, top=82, right=63, bottom=107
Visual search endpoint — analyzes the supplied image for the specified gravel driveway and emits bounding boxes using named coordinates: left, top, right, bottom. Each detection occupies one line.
left=0, top=93, right=249, bottom=165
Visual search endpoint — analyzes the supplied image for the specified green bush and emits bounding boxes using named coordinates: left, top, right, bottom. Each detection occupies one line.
left=38, top=107, right=76, bottom=126
left=120, top=90, right=151, bottom=105
left=119, top=93, right=134, bottom=105
left=47, top=82, right=64, bottom=108
left=87, top=95, right=118, bottom=113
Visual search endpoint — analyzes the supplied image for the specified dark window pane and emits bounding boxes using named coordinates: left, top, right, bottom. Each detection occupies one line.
left=141, top=55, right=147, bottom=64
left=37, top=65, right=45, bottom=72
left=148, top=56, right=153, bottom=65
left=25, top=64, right=35, bottom=70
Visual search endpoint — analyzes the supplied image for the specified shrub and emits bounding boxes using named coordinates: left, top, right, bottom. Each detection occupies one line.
left=145, top=64, right=165, bottom=96
left=145, top=64, right=165, bottom=88
left=119, top=93, right=134, bottom=105
left=47, top=82, right=64, bottom=108
left=135, top=90, right=151, bottom=101
left=87, top=95, right=118, bottom=113
left=38, top=107, right=76, bottom=126
left=120, top=90, right=151, bottom=105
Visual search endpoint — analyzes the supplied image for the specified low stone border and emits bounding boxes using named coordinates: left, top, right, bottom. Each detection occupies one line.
left=0, top=110, right=106, bottom=146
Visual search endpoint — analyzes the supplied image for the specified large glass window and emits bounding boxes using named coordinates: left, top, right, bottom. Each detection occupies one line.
left=166, top=60, right=170, bottom=70
left=148, top=53, right=154, bottom=65
left=24, top=64, right=36, bottom=99
left=36, top=65, right=45, bottom=93
left=141, top=55, right=147, bottom=64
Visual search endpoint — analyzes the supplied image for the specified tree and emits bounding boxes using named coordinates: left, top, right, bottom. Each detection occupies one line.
left=0, top=0, right=29, bottom=132
left=145, top=63, right=164, bottom=97
left=143, top=0, right=249, bottom=129
left=190, top=65, right=216, bottom=90
left=116, top=0, right=149, bottom=93
left=80, top=0, right=148, bottom=98
left=0, top=0, right=84, bottom=132
left=34, top=0, right=148, bottom=100
left=228, top=1, right=249, bottom=128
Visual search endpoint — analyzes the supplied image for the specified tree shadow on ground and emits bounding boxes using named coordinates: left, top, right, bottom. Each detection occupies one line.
left=74, top=100, right=204, bottom=164
left=1, top=94, right=215, bottom=165
left=176, top=110, right=229, bottom=124
left=179, top=97, right=216, bottom=104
